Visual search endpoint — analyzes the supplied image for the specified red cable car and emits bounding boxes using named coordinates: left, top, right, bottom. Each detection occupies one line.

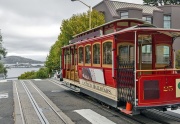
left=61, top=19, right=180, bottom=114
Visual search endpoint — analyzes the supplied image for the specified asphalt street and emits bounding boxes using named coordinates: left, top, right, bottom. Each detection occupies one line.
left=0, top=80, right=14, bottom=124
left=0, top=79, right=138, bottom=124
left=32, top=79, right=131, bottom=124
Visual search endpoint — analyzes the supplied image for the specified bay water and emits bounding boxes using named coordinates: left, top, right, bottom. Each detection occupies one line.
left=6, top=68, right=40, bottom=79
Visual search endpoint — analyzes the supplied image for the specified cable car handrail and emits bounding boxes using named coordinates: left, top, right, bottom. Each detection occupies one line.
left=136, top=68, right=180, bottom=72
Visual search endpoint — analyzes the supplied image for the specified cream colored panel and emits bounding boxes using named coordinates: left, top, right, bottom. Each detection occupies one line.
left=79, top=79, right=118, bottom=101
left=176, top=79, right=180, bottom=98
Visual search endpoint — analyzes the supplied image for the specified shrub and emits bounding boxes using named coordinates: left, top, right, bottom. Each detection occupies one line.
left=36, top=68, right=49, bottom=79
left=18, top=67, right=49, bottom=79
left=18, top=71, right=36, bottom=79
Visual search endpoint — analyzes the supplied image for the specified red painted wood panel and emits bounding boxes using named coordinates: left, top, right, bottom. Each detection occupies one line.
left=138, top=74, right=180, bottom=106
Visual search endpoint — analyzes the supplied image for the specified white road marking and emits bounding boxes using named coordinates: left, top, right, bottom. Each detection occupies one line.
left=168, top=108, right=180, bottom=114
left=34, top=79, right=42, bottom=81
left=74, top=109, right=116, bottom=124
left=0, top=80, right=7, bottom=82
left=0, top=93, right=8, bottom=99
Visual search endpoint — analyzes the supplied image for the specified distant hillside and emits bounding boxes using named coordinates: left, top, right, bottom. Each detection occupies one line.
left=2, top=56, right=44, bottom=64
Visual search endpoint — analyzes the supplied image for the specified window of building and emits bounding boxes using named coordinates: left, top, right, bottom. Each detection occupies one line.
left=85, top=45, right=91, bottom=64
left=142, top=16, right=152, bottom=24
left=78, top=46, right=84, bottom=64
left=156, top=45, right=170, bottom=64
left=120, top=11, right=128, bottom=19
left=93, top=43, right=100, bottom=65
left=164, top=15, right=171, bottom=29
left=103, top=41, right=112, bottom=65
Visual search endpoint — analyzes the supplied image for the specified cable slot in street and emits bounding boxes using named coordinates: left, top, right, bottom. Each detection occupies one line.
left=20, top=80, right=49, bottom=124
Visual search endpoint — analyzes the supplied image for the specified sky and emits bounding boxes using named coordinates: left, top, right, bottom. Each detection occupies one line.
left=0, top=0, right=143, bottom=61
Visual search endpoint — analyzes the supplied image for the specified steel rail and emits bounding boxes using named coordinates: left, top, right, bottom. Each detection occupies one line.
left=14, top=81, right=25, bottom=124
left=28, top=80, right=68, bottom=124
left=47, top=79, right=80, bottom=92
left=20, top=80, right=49, bottom=124
left=142, top=109, right=180, bottom=123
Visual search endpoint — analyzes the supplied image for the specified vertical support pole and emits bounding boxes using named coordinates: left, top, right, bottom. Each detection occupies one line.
left=172, top=37, right=176, bottom=71
left=134, top=31, right=137, bottom=106
left=63, top=49, right=66, bottom=78
left=60, top=54, right=61, bottom=69
left=112, top=49, right=114, bottom=78
left=152, top=34, right=156, bottom=70
left=174, top=49, right=176, bottom=69
left=73, top=45, right=75, bottom=81
left=69, top=47, right=71, bottom=79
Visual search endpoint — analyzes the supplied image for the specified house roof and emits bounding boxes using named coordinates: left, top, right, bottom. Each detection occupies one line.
left=103, top=0, right=161, bottom=17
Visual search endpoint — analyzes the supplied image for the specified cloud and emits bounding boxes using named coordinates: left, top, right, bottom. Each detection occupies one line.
left=0, top=0, right=143, bottom=61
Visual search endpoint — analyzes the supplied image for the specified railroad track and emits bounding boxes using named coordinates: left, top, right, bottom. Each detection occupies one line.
left=49, top=79, right=180, bottom=124
left=141, top=109, right=180, bottom=124
left=14, top=80, right=74, bottom=124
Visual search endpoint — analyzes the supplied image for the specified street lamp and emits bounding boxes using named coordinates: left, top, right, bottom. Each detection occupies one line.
left=71, top=0, right=91, bottom=29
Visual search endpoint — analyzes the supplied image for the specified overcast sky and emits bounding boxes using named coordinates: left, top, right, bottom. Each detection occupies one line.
left=0, top=0, right=143, bottom=61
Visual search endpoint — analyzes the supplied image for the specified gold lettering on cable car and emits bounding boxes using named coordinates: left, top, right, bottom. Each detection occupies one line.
left=163, top=86, right=173, bottom=92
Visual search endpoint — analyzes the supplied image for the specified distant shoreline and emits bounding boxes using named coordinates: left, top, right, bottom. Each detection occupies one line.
left=5, top=63, right=44, bottom=68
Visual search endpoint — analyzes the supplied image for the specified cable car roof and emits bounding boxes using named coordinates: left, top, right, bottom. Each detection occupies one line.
left=62, top=23, right=180, bottom=49
left=72, top=18, right=149, bottom=37
left=118, top=24, right=180, bottom=37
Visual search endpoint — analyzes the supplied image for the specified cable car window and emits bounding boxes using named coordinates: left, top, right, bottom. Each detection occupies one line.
left=93, top=43, right=100, bottom=64
left=65, top=49, right=71, bottom=69
left=118, top=44, right=134, bottom=61
left=156, top=45, right=170, bottom=64
left=85, top=45, right=91, bottom=64
left=78, top=47, right=83, bottom=64
left=103, top=42, right=112, bottom=64
left=142, top=45, right=152, bottom=63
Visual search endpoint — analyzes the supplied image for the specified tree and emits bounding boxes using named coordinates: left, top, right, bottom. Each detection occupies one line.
left=45, top=10, right=105, bottom=73
left=0, top=30, right=7, bottom=77
left=143, top=0, right=180, bottom=6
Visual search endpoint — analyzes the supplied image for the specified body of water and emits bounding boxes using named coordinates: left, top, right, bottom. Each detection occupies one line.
left=6, top=68, right=40, bottom=79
